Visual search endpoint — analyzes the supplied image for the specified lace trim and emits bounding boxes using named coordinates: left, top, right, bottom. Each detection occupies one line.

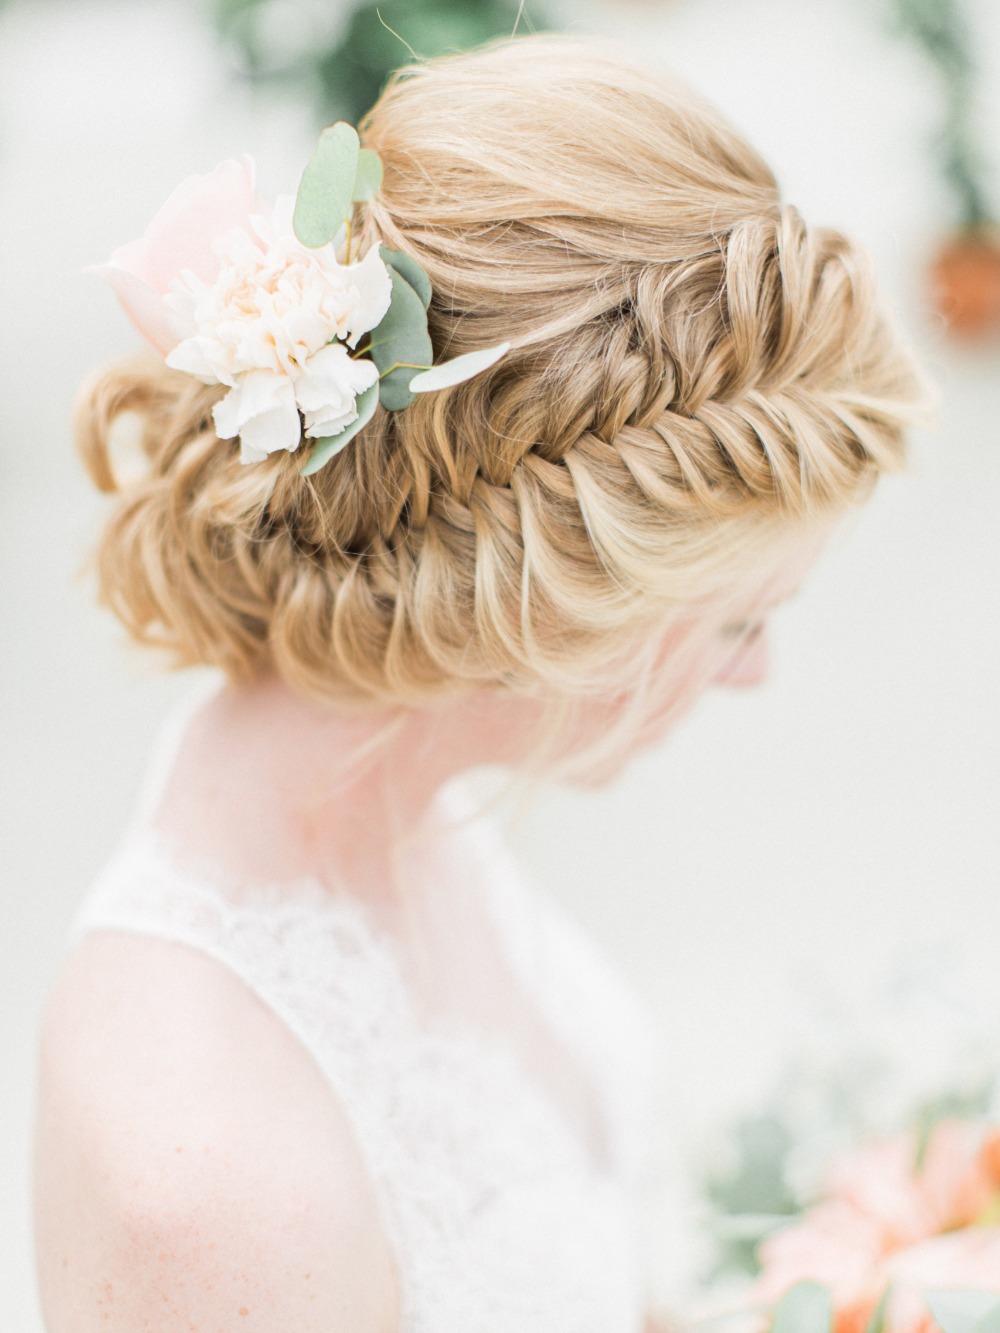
left=71, top=822, right=656, bottom=1332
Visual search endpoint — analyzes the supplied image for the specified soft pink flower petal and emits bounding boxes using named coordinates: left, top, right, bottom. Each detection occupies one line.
left=884, top=1285, right=941, bottom=1333
left=827, top=1137, right=935, bottom=1246
left=754, top=1201, right=885, bottom=1304
left=122, top=156, right=257, bottom=291
left=919, top=1121, right=994, bottom=1228
left=91, top=263, right=179, bottom=356
left=93, top=156, right=258, bottom=354
left=885, top=1227, right=1000, bottom=1288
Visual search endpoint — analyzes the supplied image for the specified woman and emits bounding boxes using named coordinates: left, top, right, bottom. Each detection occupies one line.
left=34, top=35, right=925, bottom=1333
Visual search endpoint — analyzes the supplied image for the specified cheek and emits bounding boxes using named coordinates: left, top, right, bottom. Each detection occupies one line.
left=712, top=630, right=770, bottom=688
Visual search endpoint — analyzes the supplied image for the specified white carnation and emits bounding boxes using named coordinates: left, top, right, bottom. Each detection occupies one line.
left=164, top=211, right=391, bottom=461
left=296, top=343, right=379, bottom=439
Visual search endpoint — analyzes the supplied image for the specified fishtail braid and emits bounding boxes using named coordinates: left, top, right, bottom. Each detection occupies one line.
left=76, top=37, right=927, bottom=711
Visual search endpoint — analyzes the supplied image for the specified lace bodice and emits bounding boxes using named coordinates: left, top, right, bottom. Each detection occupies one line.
left=71, top=779, right=661, bottom=1332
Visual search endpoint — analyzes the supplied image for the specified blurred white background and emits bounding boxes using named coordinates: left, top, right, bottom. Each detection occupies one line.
left=1, top=0, right=998, bottom=1324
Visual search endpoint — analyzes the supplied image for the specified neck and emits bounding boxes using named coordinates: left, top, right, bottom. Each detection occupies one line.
left=150, top=671, right=538, bottom=905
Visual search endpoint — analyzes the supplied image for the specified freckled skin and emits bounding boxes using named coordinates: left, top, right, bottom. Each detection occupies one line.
left=35, top=935, right=400, bottom=1331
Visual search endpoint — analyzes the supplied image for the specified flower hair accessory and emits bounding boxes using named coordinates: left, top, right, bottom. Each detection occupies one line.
left=94, top=123, right=509, bottom=475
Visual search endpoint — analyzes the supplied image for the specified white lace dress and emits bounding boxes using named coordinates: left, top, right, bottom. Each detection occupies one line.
left=70, top=713, right=662, bottom=1333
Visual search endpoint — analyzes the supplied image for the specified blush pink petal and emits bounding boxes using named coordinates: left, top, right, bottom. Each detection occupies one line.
left=92, top=263, right=178, bottom=356
left=92, top=156, right=258, bottom=355
left=885, top=1227, right=1000, bottom=1288
left=826, top=1138, right=935, bottom=1245
left=125, top=156, right=258, bottom=291
left=754, top=1201, right=885, bottom=1303
left=918, top=1120, right=995, bottom=1227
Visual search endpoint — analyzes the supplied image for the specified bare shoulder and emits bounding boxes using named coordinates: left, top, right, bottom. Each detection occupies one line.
left=35, top=931, right=399, bottom=1333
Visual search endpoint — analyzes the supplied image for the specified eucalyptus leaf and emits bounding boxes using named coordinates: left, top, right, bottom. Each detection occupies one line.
left=379, top=246, right=432, bottom=310
left=293, top=122, right=360, bottom=249
left=926, top=1292, right=1000, bottom=1333
left=409, top=341, right=510, bottom=393
left=352, top=148, right=384, bottom=202
left=770, top=1282, right=832, bottom=1333
left=299, top=381, right=379, bottom=475
left=369, top=268, right=433, bottom=411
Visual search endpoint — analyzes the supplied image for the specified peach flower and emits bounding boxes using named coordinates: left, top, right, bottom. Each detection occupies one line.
left=753, top=1121, right=1000, bottom=1333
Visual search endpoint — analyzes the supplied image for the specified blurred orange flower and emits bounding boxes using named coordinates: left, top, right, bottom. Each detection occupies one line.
left=753, top=1120, right=1000, bottom=1333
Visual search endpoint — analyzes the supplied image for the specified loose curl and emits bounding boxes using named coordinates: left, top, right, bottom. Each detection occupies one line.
left=76, top=36, right=927, bottom=715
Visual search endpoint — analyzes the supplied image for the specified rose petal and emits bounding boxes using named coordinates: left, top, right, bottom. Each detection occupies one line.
left=128, top=156, right=258, bottom=292
left=90, top=263, right=179, bottom=356
left=92, top=156, right=259, bottom=356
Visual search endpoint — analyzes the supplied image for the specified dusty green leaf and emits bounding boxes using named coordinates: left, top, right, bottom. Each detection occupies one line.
left=352, top=148, right=384, bottom=202
left=379, top=246, right=432, bottom=310
left=299, top=381, right=379, bottom=475
left=409, top=341, right=510, bottom=393
left=293, top=122, right=360, bottom=248
left=770, top=1283, right=832, bottom=1333
left=369, top=268, right=433, bottom=411
left=926, top=1292, right=1000, bottom=1333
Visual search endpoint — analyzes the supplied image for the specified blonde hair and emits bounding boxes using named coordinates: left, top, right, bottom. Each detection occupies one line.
left=77, top=36, right=926, bottom=723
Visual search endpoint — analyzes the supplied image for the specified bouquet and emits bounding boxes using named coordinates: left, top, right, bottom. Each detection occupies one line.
left=693, top=977, right=1000, bottom=1333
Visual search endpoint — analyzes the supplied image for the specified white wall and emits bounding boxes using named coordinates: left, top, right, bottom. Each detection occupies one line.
left=2, top=0, right=998, bottom=1323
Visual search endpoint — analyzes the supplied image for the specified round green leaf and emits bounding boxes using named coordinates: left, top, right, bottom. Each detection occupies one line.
left=293, top=122, right=360, bottom=249
left=352, top=148, right=384, bottom=202
left=770, top=1283, right=832, bottom=1333
left=379, top=246, right=432, bottom=310
left=369, top=269, right=433, bottom=411
left=409, top=342, right=510, bottom=394
left=926, top=1293, right=1000, bottom=1333
left=299, top=380, right=379, bottom=475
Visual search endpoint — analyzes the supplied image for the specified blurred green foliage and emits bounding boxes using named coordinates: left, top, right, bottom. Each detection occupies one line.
left=702, top=1112, right=798, bottom=1280
left=212, top=0, right=548, bottom=125
left=887, top=0, right=996, bottom=227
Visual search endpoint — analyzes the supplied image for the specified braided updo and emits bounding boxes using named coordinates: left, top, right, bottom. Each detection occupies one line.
left=77, top=36, right=926, bottom=713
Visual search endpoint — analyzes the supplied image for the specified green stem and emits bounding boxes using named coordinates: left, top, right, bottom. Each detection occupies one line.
left=378, top=360, right=433, bottom=377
